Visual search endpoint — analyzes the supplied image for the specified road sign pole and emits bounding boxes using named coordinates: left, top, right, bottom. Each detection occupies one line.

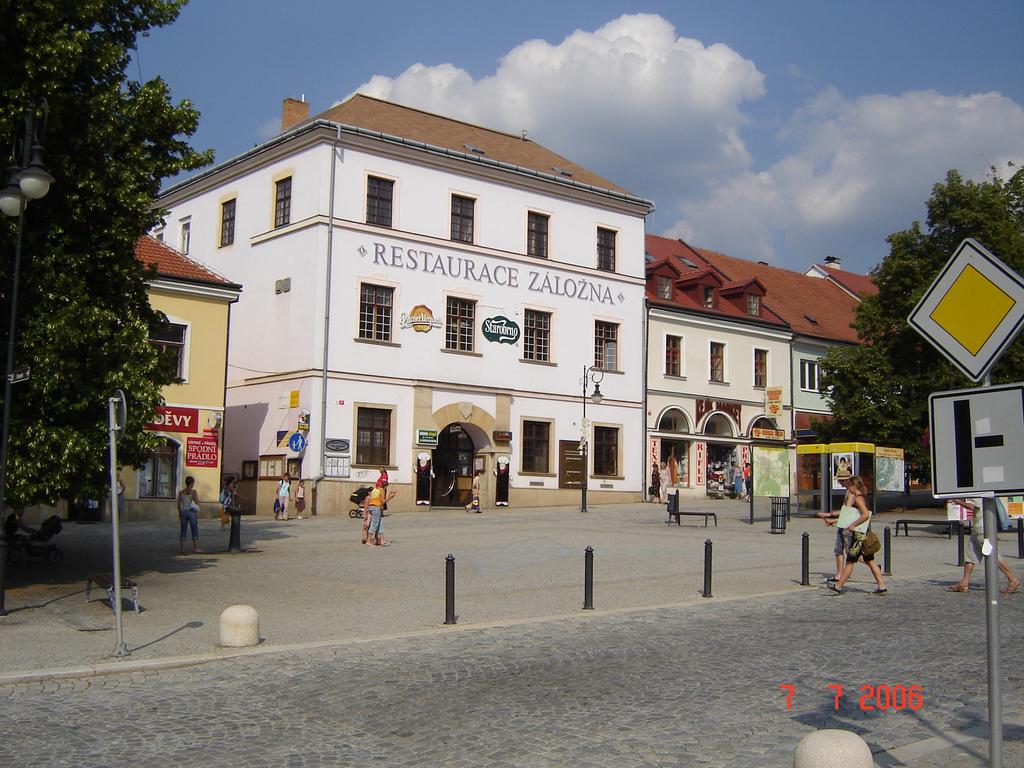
left=982, top=494, right=1002, bottom=767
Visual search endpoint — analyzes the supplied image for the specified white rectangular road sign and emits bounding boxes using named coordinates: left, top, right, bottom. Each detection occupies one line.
left=930, top=383, right=1024, bottom=497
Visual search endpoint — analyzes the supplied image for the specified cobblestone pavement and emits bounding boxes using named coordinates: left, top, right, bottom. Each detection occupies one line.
left=2, top=577, right=1021, bottom=766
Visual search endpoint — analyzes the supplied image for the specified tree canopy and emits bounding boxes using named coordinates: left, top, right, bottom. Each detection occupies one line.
left=815, top=167, right=1024, bottom=474
left=0, top=0, right=211, bottom=506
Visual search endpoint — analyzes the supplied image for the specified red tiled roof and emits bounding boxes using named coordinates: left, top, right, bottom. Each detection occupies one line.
left=812, top=265, right=879, bottom=298
left=312, top=94, right=631, bottom=196
left=694, top=246, right=861, bottom=343
left=644, top=235, right=788, bottom=329
left=135, top=236, right=240, bottom=288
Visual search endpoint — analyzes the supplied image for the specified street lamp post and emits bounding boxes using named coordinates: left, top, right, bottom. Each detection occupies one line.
left=579, top=365, right=604, bottom=513
left=0, top=102, right=55, bottom=615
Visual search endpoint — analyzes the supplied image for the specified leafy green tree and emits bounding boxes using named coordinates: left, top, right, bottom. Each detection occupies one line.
left=816, top=167, right=1024, bottom=475
left=0, top=1, right=211, bottom=506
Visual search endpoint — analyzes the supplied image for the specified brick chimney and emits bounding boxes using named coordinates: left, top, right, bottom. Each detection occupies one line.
left=281, top=97, right=309, bottom=132
left=823, top=255, right=842, bottom=270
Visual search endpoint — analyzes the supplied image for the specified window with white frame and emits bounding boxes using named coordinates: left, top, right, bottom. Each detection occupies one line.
left=359, top=283, right=393, bottom=342
left=800, top=359, right=820, bottom=392
left=656, top=275, right=672, bottom=300
left=594, top=321, right=618, bottom=371
left=179, top=220, right=191, bottom=255
left=220, top=199, right=236, bottom=247
left=703, top=286, right=715, bottom=308
left=523, top=309, right=550, bottom=362
left=445, top=297, right=476, bottom=352
left=138, top=439, right=179, bottom=499
left=150, top=322, right=188, bottom=379
left=709, top=341, right=726, bottom=383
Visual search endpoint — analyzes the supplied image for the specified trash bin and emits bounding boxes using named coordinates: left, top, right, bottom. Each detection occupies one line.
left=770, top=496, right=789, bottom=534
left=667, top=490, right=679, bottom=513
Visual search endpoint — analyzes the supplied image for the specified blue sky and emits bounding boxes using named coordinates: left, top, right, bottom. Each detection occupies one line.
left=135, top=1, right=1024, bottom=274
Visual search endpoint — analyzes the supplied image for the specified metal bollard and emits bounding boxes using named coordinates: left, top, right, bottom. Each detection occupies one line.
left=583, top=546, right=594, bottom=610
left=1018, top=518, right=1023, bottom=559
left=883, top=526, right=892, bottom=576
left=957, top=523, right=965, bottom=567
left=801, top=532, right=810, bottom=586
left=702, top=539, right=713, bottom=598
left=444, top=554, right=456, bottom=625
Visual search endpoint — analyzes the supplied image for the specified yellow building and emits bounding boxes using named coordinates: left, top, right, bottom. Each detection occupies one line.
left=123, top=235, right=241, bottom=520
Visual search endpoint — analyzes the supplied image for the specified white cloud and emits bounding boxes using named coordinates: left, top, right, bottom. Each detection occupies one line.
left=674, top=88, right=1024, bottom=270
left=351, top=13, right=765, bottom=196
left=348, top=13, right=1024, bottom=274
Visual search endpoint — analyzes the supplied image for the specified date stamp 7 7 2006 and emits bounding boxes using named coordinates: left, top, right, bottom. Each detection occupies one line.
left=780, top=684, right=924, bottom=712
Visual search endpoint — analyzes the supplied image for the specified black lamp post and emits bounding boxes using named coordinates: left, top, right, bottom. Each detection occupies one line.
left=579, top=365, right=604, bottom=513
left=0, top=102, right=55, bottom=615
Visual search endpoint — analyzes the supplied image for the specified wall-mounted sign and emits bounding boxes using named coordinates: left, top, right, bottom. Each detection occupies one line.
left=288, top=433, right=307, bottom=453
left=751, top=427, right=786, bottom=440
left=765, top=386, right=784, bottom=417
left=289, top=390, right=300, bottom=408
left=416, top=429, right=439, bottom=446
left=185, top=436, right=219, bottom=467
left=144, top=406, right=199, bottom=434
left=400, top=304, right=442, bottom=333
left=325, top=438, right=350, bottom=454
left=364, top=239, right=619, bottom=305
left=482, top=316, right=521, bottom=345
left=493, top=430, right=513, bottom=443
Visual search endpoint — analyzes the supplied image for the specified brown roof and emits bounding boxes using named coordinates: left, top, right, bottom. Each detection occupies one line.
left=694, top=246, right=861, bottom=343
left=811, top=265, right=879, bottom=298
left=135, top=235, right=240, bottom=289
left=644, top=235, right=788, bottom=329
left=310, top=94, right=630, bottom=196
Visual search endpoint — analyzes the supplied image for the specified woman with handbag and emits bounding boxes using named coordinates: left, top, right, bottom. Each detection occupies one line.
left=176, top=475, right=203, bottom=554
left=825, top=475, right=886, bottom=595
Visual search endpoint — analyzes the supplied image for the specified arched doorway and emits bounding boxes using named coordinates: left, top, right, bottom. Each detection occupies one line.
left=432, top=423, right=477, bottom=506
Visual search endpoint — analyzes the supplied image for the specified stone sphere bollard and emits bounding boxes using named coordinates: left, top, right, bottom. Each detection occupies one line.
left=794, top=729, right=874, bottom=767
left=219, top=604, right=260, bottom=647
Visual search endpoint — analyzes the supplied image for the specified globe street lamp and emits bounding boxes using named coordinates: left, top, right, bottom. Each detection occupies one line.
left=579, top=365, right=604, bottom=513
left=0, top=102, right=54, bottom=615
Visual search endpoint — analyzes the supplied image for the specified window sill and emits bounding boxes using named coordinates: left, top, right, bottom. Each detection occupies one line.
left=664, top=374, right=687, bottom=381
left=442, top=348, right=483, bottom=358
left=519, top=471, right=556, bottom=478
left=708, top=379, right=730, bottom=386
left=520, top=358, right=556, bottom=367
left=354, top=337, right=401, bottom=348
left=592, top=475, right=625, bottom=481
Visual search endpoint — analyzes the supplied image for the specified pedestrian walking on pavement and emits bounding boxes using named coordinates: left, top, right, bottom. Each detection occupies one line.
left=658, top=462, right=670, bottom=504
left=364, top=482, right=396, bottom=545
left=946, top=498, right=1021, bottom=594
left=825, top=475, right=886, bottom=595
left=176, top=475, right=202, bottom=554
left=276, top=472, right=291, bottom=520
left=295, top=478, right=306, bottom=519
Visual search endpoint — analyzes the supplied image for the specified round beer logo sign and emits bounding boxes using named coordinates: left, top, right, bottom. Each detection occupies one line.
left=401, top=304, right=442, bottom=333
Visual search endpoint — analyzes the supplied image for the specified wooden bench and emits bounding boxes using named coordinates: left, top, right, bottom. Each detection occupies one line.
left=86, top=572, right=140, bottom=613
left=667, top=510, right=718, bottom=527
left=894, top=519, right=967, bottom=539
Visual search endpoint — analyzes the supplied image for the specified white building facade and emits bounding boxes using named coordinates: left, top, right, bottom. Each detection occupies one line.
left=156, top=95, right=652, bottom=512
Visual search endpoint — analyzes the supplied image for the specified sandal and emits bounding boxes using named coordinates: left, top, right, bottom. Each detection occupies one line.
left=872, top=588, right=888, bottom=595
left=826, top=583, right=843, bottom=595
left=1001, top=581, right=1021, bottom=595
left=947, top=584, right=969, bottom=593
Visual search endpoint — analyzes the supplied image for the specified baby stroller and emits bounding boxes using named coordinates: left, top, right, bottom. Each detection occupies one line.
left=348, top=487, right=372, bottom=518
left=7, top=515, right=64, bottom=564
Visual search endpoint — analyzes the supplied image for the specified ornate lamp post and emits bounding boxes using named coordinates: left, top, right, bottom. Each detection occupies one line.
left=579, top=365, right=603, bottom=513
left=0, top=102, right=55, bottom=615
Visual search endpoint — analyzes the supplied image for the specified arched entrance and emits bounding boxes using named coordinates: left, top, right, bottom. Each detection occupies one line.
left=431, top=423, right=477, bottom=506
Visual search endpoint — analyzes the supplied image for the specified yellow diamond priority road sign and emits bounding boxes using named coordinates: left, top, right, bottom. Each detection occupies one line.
left=909, top=238, right=1024, bottom=382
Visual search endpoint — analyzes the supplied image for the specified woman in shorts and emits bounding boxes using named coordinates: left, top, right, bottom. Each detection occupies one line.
left=825, top=475, right=886, bottom=595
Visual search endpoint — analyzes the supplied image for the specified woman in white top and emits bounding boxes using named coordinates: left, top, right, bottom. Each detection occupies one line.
left=825, top=475, right=887, bottom=595
left=276, top=473, right=291, bottom=520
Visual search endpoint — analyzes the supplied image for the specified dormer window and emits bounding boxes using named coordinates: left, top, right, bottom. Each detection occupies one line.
left=657, top=275, right=672, bottom=300
left=703, top=286, right=714, bottom=308
left=747, top=294, right=760, bottom=316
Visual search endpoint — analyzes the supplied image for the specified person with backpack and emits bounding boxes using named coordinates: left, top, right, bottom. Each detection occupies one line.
left=220, top=476, right=245, bottom=526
